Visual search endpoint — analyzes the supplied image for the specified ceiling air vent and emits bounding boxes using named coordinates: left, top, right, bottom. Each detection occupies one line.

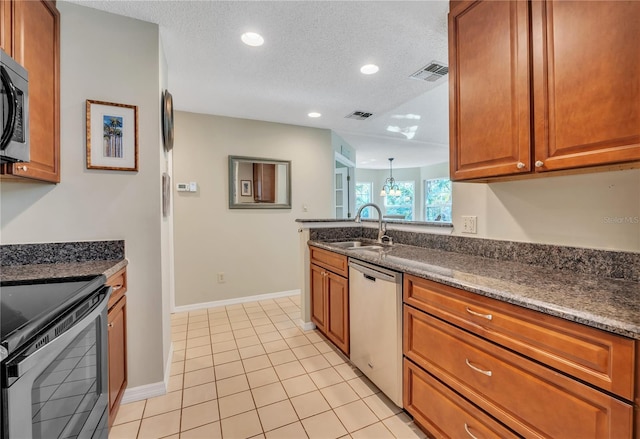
left=345, top=111, right=373, bottom=120
left=410, top=61, right=449, bottom=82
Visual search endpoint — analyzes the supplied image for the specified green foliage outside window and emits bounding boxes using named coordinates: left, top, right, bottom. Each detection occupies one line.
left=355, top=182, right=372, bottom=218
left=384, top=181, right=414, bottom=220
left=425, top=179, right=452, bottom=222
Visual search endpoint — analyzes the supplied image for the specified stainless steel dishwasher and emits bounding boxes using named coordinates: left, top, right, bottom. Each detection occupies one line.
left=348, top=259, right=403, bottom=407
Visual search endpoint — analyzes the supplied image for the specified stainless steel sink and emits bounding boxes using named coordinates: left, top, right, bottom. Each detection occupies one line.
left=330, top=241, right=384, bottom=250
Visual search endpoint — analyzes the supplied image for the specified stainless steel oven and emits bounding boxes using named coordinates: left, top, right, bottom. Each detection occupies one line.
left=0, top=48, right=29, bottom=163
left=1, top=276, right=110, bottom=439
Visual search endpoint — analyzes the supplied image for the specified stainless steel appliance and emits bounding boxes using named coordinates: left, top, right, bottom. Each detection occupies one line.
left=0, top=48, right=29, bottom=163
left=1, top=275, right=110, bottom=438
left=348, top=259, right=403, bottom=407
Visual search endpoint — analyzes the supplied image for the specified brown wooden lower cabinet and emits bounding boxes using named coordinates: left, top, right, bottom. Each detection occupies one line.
left=404, top=358, right=521, bottom=439
left=106, top=267, right=128, bottom=426
left=309, top=246, right=349, bottom=356
left=404, top=305, right=633, bottom=438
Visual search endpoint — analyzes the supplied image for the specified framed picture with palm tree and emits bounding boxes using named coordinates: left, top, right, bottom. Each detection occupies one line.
left=86, top=100, right=139, bottom=171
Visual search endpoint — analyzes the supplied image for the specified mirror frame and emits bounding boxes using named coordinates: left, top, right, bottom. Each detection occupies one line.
left=228, top=155, right=292, bottom=209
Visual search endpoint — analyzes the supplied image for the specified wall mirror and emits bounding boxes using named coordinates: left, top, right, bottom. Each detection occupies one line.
left=228, top=156, right=292, bottom=209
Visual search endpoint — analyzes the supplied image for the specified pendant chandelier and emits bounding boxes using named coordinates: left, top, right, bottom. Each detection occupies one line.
left=380, top=158, right=400, bottom=196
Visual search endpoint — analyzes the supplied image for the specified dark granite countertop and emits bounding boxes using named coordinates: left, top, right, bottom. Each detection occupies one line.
left=309, top=240, right=640, bottom=340
left=1, top=259, right=128, bottom=282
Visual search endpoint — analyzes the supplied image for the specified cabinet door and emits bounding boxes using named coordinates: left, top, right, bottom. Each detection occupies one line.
left=449, top=0, right=531, bottom=180
left=310, top=264, right=327, bottom=333
left=0, top=1, right=11, bottom=54
left=532, top=0, right=640, bottom=172
left=108, top=295, right=127, bottom=426
left=326, top=271, right=349, bottom=355
left=3, top=0, right=60, bottom=182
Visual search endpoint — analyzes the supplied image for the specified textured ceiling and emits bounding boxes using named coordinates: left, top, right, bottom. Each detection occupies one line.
left=69, top=0, right=451, bottom=169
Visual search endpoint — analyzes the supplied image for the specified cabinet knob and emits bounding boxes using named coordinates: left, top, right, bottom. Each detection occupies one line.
left=535, top=160, right=544, bottom=168
left=108, top=323, right=114, bottom=328
left=17, top=165, right=27, bottom=171
left=516, top=162, right=525, bottom=169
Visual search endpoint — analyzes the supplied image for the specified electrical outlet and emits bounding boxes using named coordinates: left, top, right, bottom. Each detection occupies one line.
left=217, top=272, right=225, bottom=283
left=462, top=216, right=477, bottom=234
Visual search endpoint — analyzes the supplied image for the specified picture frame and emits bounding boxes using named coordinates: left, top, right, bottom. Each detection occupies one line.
left=86, top=99, right=139, bottom=171
left=241, top=179, right=252, bottom=196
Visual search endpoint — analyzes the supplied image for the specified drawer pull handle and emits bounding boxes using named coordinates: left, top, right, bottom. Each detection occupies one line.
left=465, top=359, right=492, bottom=377
left=466, top=307, right=492, bottom=320
left=112, top=284, right=123, bottom=291
left=464, top=423, right=480, bottom=439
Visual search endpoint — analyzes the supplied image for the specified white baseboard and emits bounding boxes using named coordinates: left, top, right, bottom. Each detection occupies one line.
left=120, top=342, right=173, bottom=405
left=121, top=380, right=166, bottom=404
left=172, top=289, right=301, bottom=313
left=299, top=320, right=316, bottom=331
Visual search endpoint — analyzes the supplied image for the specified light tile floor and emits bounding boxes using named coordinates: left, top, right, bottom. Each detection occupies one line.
left=110, top=295, right=426, bottom=439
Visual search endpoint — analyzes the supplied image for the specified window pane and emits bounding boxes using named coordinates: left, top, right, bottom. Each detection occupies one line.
left=355, top=182, right=372, bottom=218
left=383, top=181, right=414, bottom=220
left=424, top=178, right=452, bottom=222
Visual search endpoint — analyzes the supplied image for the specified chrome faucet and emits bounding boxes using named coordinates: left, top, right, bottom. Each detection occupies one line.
left=354, top=203, right=388, bottom=243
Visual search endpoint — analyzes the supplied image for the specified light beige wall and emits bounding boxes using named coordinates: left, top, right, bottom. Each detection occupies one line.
left=0, top=2, right=166, bottom=388
left=452, top=169, right=640, bottom=251
left=420, top=162, right=449, bottom=180
left=173, top=111, right=333, bottom=307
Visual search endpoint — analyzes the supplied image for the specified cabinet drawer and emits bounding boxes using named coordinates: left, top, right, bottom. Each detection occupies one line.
left=404, top=306, right=633, bottom=438
left=309, top=246, right=348, bottom=277
left=107, top=267, right=128, bottom=310
left=404, top=358, right=520, bottom=439
left=404, top=274, right=635, bottom=400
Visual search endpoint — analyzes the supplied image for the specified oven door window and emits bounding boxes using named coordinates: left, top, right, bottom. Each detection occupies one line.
left=31, top=322, right=100, bottom=438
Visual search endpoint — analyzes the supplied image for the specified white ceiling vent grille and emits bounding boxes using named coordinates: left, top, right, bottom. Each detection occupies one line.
left=410, top=61, right=449, bottom=82
left=345, top=111, right=373, bottom=120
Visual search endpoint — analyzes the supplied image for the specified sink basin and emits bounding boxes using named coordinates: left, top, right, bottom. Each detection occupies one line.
left=331, top=241, right=369, bottom=248
left=330, top=241, right=384, bottom=250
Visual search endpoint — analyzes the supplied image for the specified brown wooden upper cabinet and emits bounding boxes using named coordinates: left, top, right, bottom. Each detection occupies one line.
left=449, top=0, right=640, bottom=181
left=1, top=0, right=60, bottom=183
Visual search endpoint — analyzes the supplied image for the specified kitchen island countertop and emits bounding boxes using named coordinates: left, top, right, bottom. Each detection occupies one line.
left=309, top=240, right=640, bottom=340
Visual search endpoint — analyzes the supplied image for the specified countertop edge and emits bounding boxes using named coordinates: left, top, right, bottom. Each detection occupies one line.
left=0, top=259, right=129, bottom=283
left=102, top=259, right=129, bottom=279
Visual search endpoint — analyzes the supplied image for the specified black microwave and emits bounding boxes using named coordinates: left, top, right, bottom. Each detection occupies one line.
left=0, top=48, right=29, bottom=163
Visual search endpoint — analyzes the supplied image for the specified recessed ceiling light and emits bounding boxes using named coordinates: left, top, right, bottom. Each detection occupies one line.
left=360, top=64, right=379, bottom=75
left=241, top=32, right=264, bottom=47
left=308, top=112, right=322, bottom=118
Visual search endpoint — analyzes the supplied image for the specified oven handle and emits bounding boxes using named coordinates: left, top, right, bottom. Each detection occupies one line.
left=6, top=288, right=110, bottom=380
left=0, top=65, right=18, bottom=150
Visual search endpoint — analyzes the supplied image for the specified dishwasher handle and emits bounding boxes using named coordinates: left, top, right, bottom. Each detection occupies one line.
left=349, top=260, right=399, bottom=283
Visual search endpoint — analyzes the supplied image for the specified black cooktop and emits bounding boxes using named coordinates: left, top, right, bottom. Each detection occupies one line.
left=1, top=275, right=106, bottom=360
